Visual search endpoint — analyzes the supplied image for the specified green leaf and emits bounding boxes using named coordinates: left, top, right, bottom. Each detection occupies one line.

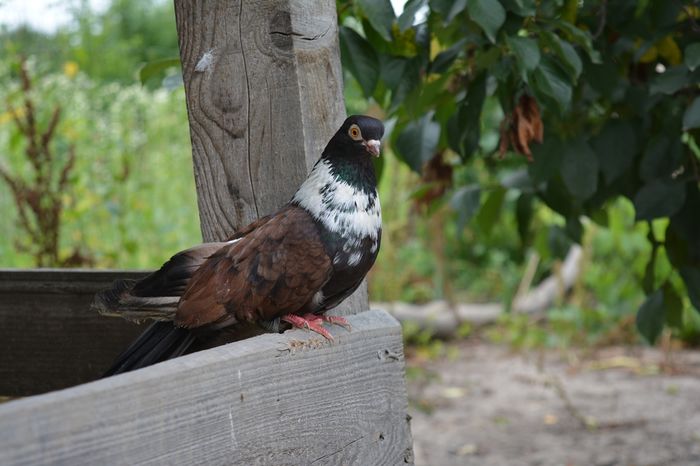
left=476, top=187, right=506, bottom=234
left=507, top=36, right=540, bottom=79
left=541, top=177, right=575, bottom=218
left=683, top=97, right=700, bottom=130
left=395, top=113, right=441, bottom=172
left=450, top=184, right=482, bottom=230
left=649, top=66, right=691, bottom=95
left=639, top=136, right=682, bottom=182
left=642, top=242, right=657, bottom=294
left=431, top=0, right=468, bottom=23
left=466, top=0, right=506, bottom=43
left=665, top=222, right=688, bottom=269
left=516, top=193, right=534, bottom=245
left=636, top=289, right=665, bottom=344
left=591, top=120, right=638, bottom=185
left=560, top=138, right=598, bottom=201
left=633, top=180, right=686, bottom=221
left=663, top=282, right=684, bottom=329
left=501, top=0, right=536, bottom=16
left=406, top=73, right=451, bottom=115
left=361, top=17, right=391, bottom=53
left=547, top=19, right=601, bottom=64
left=339, top=27, right=380, bottom=98
left=430, top=38, right=468, bottom=73
left=448, top=74, right=487, bottom=159
left=667, top=185, right=700, bottom=251
left=541, top=32, right=582, bottom=81
left=398, top=0, right=427, bottom=31
left=585, top=59, right=620, bottom=98
left=680, top=267, right=700, bottom=313
left=138, top=58, right=180, bottom=85
left=684, top=43, right=700, bottom=71
left=459, top=74, right=487, bottom=157
left=531, top=56, right=572, bottom=112
left=528, top=136, right=564, bottom=183
left=380, top=56, right=408, bottom=89
left=356, top=0, right=395, bottom=41
left=389, top=57, right=422, bottom=110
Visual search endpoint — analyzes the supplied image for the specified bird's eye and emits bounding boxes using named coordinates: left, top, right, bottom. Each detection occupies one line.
left=348, top=125, right=362, bottom=141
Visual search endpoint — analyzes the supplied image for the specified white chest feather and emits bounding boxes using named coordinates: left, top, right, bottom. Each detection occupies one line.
left=292, top=159, right=381, bottom=241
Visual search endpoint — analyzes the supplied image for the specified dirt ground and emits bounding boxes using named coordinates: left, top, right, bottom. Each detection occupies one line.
left=407, top=343, right=700, bottom=466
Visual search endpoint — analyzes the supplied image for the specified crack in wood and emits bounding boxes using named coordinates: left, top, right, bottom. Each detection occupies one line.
left=269, top=22, right=332, bottom=42
left=238, top=0, right=259, bottom=219
left=310, top=435, right=365, bottom=464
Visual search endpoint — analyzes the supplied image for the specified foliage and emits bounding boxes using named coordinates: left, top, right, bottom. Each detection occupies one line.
left=0, top=61, right=80, bottom=267
left=338, top=0, right=700, bottom=343
left=0, top=58, right=200, bottom=269
left=0, top=0, right=180, bottom=84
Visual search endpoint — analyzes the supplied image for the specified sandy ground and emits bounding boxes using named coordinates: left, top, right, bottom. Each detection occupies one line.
left=407, top=343, right=700, bottom=466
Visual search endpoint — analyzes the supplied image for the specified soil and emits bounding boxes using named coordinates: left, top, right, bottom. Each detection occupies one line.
left=407, top=343, right=700, bottom=466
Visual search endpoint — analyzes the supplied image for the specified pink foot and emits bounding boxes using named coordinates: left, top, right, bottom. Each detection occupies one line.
left=280, top=314, right=352, bottom=340
left=321, top=315, right=351, bottom=331
left=281, top=313, right=334, bottom=340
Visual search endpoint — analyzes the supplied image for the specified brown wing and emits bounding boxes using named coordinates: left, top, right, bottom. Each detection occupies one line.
left=224, top=214, right=273, bottom=241
left=175, top=205, right=332, bottom=329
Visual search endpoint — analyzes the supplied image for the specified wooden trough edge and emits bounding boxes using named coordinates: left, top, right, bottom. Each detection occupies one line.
left=0, top=268, right=151, bottom=294
left=0, top=309, right=414, bottom=466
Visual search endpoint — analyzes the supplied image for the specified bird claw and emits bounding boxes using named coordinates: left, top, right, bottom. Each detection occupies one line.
left=281, top=314, right=334, bottom=341
left=321, top=315, right=352, bottom=331
left=281, top=314, right=352, bottom=341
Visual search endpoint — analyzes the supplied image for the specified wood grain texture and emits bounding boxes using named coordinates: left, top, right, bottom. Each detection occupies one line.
left=0, top=310, right=414, bottom=465
left=174, top=0, right=367, bottom=315
left=0, top=269, right=150, bottom=396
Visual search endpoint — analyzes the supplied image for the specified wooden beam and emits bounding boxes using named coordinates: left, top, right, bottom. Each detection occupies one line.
left=0, top=310, right=414, bottom=465
left=174, top=0, right=367, bottom=315
left=0, top=269, right=150, bottom=396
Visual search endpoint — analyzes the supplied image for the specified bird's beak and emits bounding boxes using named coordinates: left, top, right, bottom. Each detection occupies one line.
left=363, top=139, right=381, bottom=157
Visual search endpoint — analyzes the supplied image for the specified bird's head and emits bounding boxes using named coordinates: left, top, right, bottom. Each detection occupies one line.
left=325, top=115, right=384, bottom=159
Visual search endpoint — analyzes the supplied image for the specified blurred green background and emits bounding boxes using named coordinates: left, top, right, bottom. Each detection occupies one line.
left=2, top=0, right=700, bottom=348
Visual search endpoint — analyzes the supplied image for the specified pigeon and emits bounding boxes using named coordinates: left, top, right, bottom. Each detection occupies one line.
left=93, top=115, right=384, bottom=376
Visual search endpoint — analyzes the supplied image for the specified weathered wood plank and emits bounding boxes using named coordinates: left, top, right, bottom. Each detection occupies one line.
left=0, top=269, right=149, bottom=396
left=174, top=0, right=367, bottom=314
left=0, top=310, right=414, bottom=465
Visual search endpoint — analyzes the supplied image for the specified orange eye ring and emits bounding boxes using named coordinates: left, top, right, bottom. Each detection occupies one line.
left=349, top=125, right=362, bottom=140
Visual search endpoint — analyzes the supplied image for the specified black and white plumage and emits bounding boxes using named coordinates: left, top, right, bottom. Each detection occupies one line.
left=94, top=115, right=384, bottom=375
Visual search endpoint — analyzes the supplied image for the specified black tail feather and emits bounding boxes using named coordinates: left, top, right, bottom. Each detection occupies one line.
left=102, top=321, right=196, bottom=377
left=94, top=278, right=137, bottom=310
left=92, top=243, right=227, bottom=323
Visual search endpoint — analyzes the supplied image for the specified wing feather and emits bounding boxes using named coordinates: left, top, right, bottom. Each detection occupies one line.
left=175, top=206, right=332, bottom=329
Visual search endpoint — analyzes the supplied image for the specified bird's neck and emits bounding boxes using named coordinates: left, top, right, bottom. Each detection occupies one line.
left=291, top=157, right=381, bottom=241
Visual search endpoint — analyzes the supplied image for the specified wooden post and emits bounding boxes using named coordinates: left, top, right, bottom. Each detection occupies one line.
left=174, top=0, right=367, bottom=315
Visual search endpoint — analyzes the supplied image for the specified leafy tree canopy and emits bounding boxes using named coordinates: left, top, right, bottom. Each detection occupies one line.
left=338, top=0, right=700, bottom=343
